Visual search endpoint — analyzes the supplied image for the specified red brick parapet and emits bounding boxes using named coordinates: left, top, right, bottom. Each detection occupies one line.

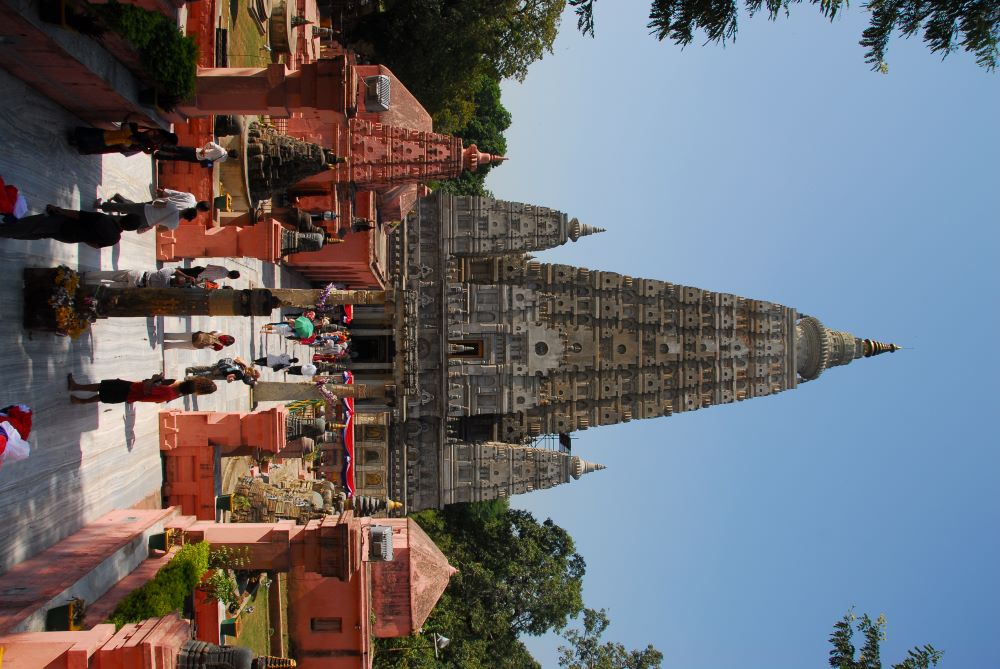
left=0, top=614, right=191, bottom=668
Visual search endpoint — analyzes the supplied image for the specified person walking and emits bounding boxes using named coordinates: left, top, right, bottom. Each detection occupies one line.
left=175, top=265, right=241, bottom=282
left=0, top=204, right=142, bottom=248
left=163, top=331, right=236, bottom=351
left=97, top=189, right=209, bottom=231
left=154, top=141, right=236, bottom=167
left=253, top=353, right=299, bottom=372
left=81, top=267, right=203, bottom=289
left=69, top=123, right=177, bottom=156
left=261, top=314, right=315, bottom=340
left=67, top=373, right=216, bottom=405
left=185, top=357, right=259, bottom=386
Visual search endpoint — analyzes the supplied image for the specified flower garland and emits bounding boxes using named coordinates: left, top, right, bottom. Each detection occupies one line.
left=315, top=282, right=335, bottom=312
left=315, top=380, right=337, bottom=403
left=49, top=266, right=97, bottom=338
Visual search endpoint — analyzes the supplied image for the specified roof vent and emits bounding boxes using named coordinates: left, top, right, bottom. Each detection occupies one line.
left=369, top=525, right=394, bottom=561
left=364, top=75, right=391, bottom=112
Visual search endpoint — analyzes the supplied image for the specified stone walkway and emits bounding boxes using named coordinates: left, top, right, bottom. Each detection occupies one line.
left=0, top=66, right=311, bottom=573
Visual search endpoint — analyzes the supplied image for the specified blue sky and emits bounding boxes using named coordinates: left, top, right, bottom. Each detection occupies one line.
left=484, top=2, right=999, bottom=667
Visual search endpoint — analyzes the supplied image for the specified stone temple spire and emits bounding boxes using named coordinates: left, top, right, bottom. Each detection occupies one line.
left=795, top=316, right=901, bottom=382
left=570, top=456, right=606, bottom=480
left=568, top=218, right=607, bottom=242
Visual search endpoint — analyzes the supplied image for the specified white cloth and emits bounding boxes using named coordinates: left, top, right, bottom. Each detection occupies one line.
left=144, top=267, right=176, bottom=288
left=196, top=142, right=227, bottom=163
left=299, top=363, right=317, bottom=376
left=0, top=420, right=30, bottom=468
left=198, top=264, right=230, bottom=281
left=316, top=342, right=347, bottom=356
left=266, top=353, right=293, bottom=367
left=82, top=269, right=143, bottom=288
left=144, top=189, right=197, bottom=230
left=13, top=194, right=28, bottom=219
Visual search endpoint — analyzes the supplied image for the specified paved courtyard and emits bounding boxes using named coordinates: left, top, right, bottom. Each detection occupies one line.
left=0, top=65, right=309, bottom=573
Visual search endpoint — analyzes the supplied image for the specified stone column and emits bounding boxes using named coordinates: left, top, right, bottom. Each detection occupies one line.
left=92, top=287, right=277, bottom=317
left=269, top=288, right=386, bottom=308
left=253, top=381, right=387, bottom=402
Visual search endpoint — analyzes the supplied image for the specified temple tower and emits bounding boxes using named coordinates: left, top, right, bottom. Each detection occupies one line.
left=438, top=442, right=605, bottom=506
left=388, top=192, right=901, bottom=510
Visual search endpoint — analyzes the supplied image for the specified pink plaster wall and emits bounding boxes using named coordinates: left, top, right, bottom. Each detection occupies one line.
left=286, top=565, right=371, bottom=669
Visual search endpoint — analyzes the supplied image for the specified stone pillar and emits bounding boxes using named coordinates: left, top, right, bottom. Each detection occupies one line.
left=349, top=328, right=393, bottom=337
left=253, top=381, right=387, bottom=402
left=270, top=288, right=386, bottom=308
left=93, top=287, right=277, bottom=317
left=179, top=59, right=355, bottom=120
left=350, top=305, right=393, bottom=326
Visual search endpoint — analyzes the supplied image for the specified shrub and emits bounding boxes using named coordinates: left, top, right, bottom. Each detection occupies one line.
left=92, top=1, right=198, bottom=106
left=202, top=569, right=241, bottom=609
left=108, top=541, right=210, bottom=629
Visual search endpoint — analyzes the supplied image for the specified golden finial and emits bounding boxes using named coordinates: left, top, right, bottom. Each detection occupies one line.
left=862, top=339, right=902, bottom=357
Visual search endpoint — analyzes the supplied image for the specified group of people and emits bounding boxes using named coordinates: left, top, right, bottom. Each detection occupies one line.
left=0, top=189, right=210, bottom=248
left=69, top=122, right=235, bottom=168
left=66, top=327, right=239, bottom=404
left=261, top=310, right=352, bottom=360
left=0, top=122, right=230, bottom=246
left=0, top=114, right=375, bottom=480
left=83, top=264, right=241, bottom=290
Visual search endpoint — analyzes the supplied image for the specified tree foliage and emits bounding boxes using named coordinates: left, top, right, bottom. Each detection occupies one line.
left=574, top=0, right=998, bottom=70
left=570, top=0, right=597, bottom=38
left=108, top=542, right=210, bottom=629
left=558, top=608, right=664, bottom=669
left=430, top=75, right=511, bottom=197
left=373, top=500, right=585, bottom=668
left=828, top=610, right=943, bottom=669
left=351, top=0, right=564, bottom=124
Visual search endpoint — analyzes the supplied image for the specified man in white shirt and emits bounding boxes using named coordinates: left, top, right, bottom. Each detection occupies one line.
left=81, top=267, right=202, bottom=288
left=253, top=353, right=299, bottom=371
left=154, top=141, right=236, bottom=167
left=98, top=189, right=210, bottom=231
left=176, top=264, right=241, bottom=283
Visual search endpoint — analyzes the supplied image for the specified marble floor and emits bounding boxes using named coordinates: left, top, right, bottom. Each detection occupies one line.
left=0, top=66, right=310, bottom=573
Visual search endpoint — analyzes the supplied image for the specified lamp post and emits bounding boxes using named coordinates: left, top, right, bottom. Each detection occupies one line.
left=431, top=633, right=450, bottom=658
left=379, top=633, right=450, bottom=658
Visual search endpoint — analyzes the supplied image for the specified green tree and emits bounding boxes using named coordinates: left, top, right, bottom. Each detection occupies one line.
left=352, top=0, right=564, bottom=123
left=570, top=0, right=597, bottom=37
left=373, top=500, right=585, bottom=668
left=576, top=0, right=998, bottom=71
left=828, top=610, right=943, bottom=669
left=650, top=0, right=999, bottom=71
left=431, top=75, right=512, bottom=197
left=558, top=608, right=664, bottom=669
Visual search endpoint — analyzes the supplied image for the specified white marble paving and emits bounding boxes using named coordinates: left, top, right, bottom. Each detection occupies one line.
left=0, top=66, right=310, bottom=573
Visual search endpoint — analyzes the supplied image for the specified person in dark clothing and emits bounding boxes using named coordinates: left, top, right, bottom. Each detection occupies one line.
left=185, top=357, right=259, bottom=386
left=68, top=373, right=216, bottom=405
left=0, top=205, right=142, bottom=248
left=69, top=123, right=177, bottom=156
